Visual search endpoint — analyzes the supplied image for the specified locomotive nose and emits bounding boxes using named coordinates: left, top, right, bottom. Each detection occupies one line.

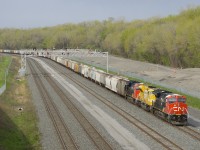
left=172, top=102, right=187, bottom=115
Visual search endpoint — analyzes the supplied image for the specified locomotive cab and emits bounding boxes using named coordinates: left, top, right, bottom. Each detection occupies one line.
left=124, top=81, right=140, bottom=99
left=153, top=90, right=170, bottom=111
left=153, top=90, right=188, bottom=125
left=164, top=94, right=188, bottom=125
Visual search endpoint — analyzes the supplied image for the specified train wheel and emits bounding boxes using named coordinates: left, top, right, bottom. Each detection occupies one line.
left=167, top=115, right=172, bottom=123
left=125, top=95, right=127, bottom=99
left=132, top=98, right=135, bottom=104
left=150, top=106, right=154, bottom=113
left=146, top=106, right=150, bottom=112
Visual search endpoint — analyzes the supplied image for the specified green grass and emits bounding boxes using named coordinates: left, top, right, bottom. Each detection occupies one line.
left=70, top=58, right=200, bottom=110
left=0, top=57, right=41, bottom=150
left=0, top=56, right=11, bottom=87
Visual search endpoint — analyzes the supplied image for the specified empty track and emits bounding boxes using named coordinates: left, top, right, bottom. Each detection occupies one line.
left=30, top=58, right=113, bottom=150
left=28, top=59, right=78, bottom=150
left=177, top=126, right=200, bottom=142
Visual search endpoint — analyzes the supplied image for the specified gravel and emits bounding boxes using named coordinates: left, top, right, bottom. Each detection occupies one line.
left=71, top=55, right=200, bottom=125
left=40, top=75, right=98, bottom=150
left=27, top=56, right=200, bottom=150
left=27, top=60, right=62, bottom=150
left=65, top=64, right=200, bottom=149
left=41, top=57, right=200, bottom=150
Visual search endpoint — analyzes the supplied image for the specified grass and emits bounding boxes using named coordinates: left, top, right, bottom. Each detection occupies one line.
left=70, top=58, right=200, bottom=110
left=0, top=56, right=41, bottom=150
left=0, top=56, right=11, bottom=87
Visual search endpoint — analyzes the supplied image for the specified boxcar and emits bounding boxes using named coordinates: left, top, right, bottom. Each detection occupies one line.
left=61, top=58, right=66, bottom=66
left=96, top=70, right=104, bottom=84
left=116, top=77, right=130, bottom=96
left=105, top=75, right=113, bottom=90
left=67, top=60, right=71, bottom=68
left=80, top=64, right=84, bottom=76
left=96, top=70, right=108, bottom=86
left=51, top=55, right=57, bottom=61
left=71, top=61, right=76, bottom=71
left=78, top=64, right=82, bottom=74
left=56, top=56, right=60, bottom=63
left=74, top=62, right=80, bottom=73
left=110, top=76, right=122, bottom=93
left=64, top=59, right=68, bottom=67
left=4, top=50, right=11, bottom=53
left=105, top=75, right=128, bottom=94
left=13, top=50, right=18, bottom=54
left=57, top=57, right=63, bottom=64
left=82, top=65, right=89, bottom=78
left=89, top=67, right=96, bottom=81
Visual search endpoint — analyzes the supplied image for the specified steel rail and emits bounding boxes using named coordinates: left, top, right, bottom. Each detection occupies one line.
left=43, top=58, right=183, bottom=150
left=28, top=59, right=78, bottom=150
left=32, top=58, right=113, bottom=150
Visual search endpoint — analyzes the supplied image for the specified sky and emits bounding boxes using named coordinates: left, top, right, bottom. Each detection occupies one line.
left=1, top=0, right=200, bottom=29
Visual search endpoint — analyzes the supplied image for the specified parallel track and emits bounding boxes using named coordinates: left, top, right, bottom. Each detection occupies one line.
left=45, top=58, right=200, bottom=143
left=42, top=57, right=183, bottom=150
left=177, top=126, right=200, bottom=142
left=31, top=58, right=113, bottom=150
left=28, top=59, right=78, bottom=150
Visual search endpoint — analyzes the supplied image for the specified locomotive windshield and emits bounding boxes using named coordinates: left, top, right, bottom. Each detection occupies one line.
left=168, top=98, right=176, bottom=103
left=167, top=97, right=186, bottom=103
left=178, top=97, right=186, bottom=103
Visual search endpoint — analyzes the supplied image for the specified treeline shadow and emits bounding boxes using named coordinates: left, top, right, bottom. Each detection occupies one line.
left=0, top=107, right=32, bottom=150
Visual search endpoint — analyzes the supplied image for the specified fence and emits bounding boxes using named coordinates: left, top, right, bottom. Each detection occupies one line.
left=0, top=58, right=12, bottom=95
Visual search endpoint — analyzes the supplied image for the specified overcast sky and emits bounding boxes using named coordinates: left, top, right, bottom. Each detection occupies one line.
left=1, top=0, right=200, bottom=29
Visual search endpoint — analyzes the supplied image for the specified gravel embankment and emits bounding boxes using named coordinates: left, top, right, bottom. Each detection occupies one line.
left=27, top=58, right=97, bottom=150
left=40, top=57, right=200, bottom=150
left=72, top=56, right=200, bottom=125
left=27, top=60, right=62, bottom=150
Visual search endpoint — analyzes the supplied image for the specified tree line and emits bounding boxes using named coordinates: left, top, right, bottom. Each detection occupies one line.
left=0, top=7, right=200, bottom=68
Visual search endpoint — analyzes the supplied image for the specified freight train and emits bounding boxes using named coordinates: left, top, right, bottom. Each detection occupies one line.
left=0, top=49, right=188, bottom=125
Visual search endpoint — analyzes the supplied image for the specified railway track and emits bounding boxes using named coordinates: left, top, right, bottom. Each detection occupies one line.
left=31, top=58, right=113, bottom=150
left=41, top=57, right=183, bottom=150
left=43, top=57, right=200, bottom=143
left=177, top=126, right=200, bottom=142
left=28, top=59, right=78, bottom=150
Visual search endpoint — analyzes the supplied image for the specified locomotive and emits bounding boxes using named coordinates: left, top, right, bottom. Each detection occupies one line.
left=125, top=82, right=188, bottom=125
left=153, top=90, right=188, bottom=125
